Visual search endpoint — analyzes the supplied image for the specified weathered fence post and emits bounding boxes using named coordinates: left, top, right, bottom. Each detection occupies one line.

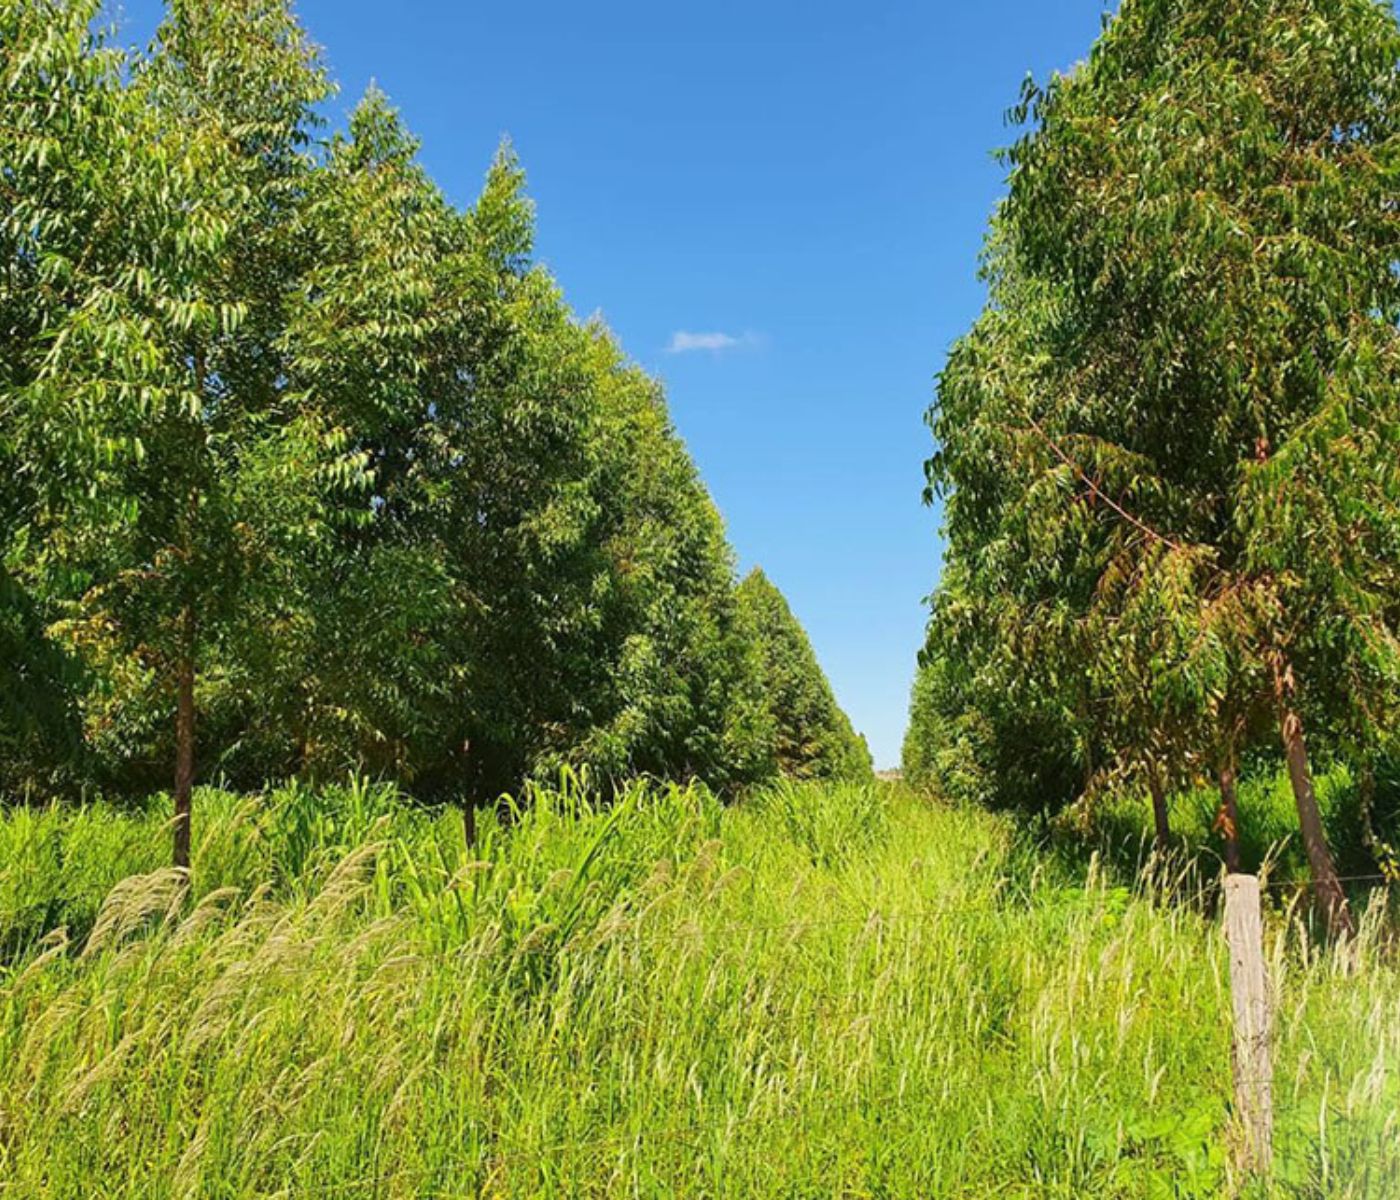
left=1224, top=874, right=1273, bottom=1177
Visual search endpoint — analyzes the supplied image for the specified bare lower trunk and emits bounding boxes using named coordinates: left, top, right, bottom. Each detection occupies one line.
left=1215, top=761, right=1243, bottom=874
left=173, top=607, right=195, bottom=870
left=1148, top=767, right=1171, bottom=854
left=463, top=801, right=477, bottom=850
left=1272, top=659, right=1354, bottom=940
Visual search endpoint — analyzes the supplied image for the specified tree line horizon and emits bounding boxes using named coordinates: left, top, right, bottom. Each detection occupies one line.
left=1, top=0, right=872, bottom=863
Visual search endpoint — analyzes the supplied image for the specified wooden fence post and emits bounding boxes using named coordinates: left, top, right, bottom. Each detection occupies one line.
left=1224, top=874, right=1273, bottom=1177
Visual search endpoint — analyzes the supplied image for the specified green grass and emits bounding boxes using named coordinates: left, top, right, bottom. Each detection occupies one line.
left=1067, top=761, right=1400, bottom=905
left=1, top=777, right=1397, bottom=1197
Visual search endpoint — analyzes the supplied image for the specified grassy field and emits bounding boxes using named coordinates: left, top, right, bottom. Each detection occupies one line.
left=1, top=776, right=1397, bottom=1197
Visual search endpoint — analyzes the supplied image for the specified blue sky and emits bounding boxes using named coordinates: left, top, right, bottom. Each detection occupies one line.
left=112, top=1, right=1115, bottom=767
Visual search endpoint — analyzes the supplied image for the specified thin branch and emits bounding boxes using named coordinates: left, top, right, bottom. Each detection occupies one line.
left=1014, top=412, right=1186, bottom=554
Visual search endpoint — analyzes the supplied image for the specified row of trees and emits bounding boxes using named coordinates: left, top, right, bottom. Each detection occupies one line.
left=906, top=0, right=1400, bottom=937
left=1, top=0, right=869, bottom=861
left=737, top=569, right=871, bottom=783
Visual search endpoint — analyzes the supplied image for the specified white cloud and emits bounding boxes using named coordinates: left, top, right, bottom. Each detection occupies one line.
left=665, top=330, right=762, bottom=354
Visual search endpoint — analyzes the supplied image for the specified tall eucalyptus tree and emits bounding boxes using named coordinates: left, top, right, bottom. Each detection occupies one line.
left=922, top=0, right=1400, bottom=935
left=736, top=568, right=871, bottom=783
left=6, top=0, right=340, bottom=863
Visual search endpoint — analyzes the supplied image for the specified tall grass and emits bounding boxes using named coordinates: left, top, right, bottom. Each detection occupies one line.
left=1, top=777, right=1396, bottom=1197
left=1057, top=762, right=1399, bottom=905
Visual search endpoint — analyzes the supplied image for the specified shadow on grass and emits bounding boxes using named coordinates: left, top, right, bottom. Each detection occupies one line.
left=1013, top=760, right=1400, bottom=931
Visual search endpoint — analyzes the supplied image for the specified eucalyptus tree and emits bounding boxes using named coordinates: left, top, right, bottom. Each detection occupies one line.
left=541, top=341, right=777, bottom=794
left=0, top=0, right=118, bottom=794
left=2, top=0, right=150, bottom=796
left=902, top=657, right=969, bottom=798
left=736, top=568, right=870, bottom=782
left=4, top=0, right=802, bottom=821
left=253, top=87, right=473, bottom=787
left=931, top=0, right=1400, bottom=935
left=278, top=89, right=776, bottom=803
left=925, top=257, right=1163, bottom=829
left=6, top=0, right=337, bottom=864
left=431, top=157, right=782, bottom=800
left=267, top=91, right=615, bottom=802
left=927, top=256, right=1245, bottom=858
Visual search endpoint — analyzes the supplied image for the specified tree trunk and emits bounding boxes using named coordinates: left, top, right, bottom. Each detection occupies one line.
left=1215, top=760, right=1243, bottom=874
left=1272, top=658, right=1354, bottom=940
left=1148, top=767, right=1171, bottom=854
left=173, top=606, right=196, bottom=870
left=463, top=801, right=477, bottom=850
left=173, top=346, right=207, bottom=873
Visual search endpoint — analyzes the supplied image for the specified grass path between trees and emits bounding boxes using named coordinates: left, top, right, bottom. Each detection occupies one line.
left=2, top=778, right=1397, bottom=1197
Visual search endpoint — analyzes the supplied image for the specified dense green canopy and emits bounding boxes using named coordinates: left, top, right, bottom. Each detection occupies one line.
left=0, top=0, right=862, bottom=850
left=908, top=0, right=1400, bottom=935
left=737, top=568, right=872, bottom=783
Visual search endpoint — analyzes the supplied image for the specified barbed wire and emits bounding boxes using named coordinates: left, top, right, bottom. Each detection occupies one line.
left=558, top=871, right=1396, bottom=948
left=1260, top=872, right=1390, bottom=889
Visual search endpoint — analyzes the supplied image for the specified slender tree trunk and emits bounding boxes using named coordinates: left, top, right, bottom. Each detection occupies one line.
left=1148, top=767, right=1171, bottom=854
left=1272, top=657, right=1355, bottom=940
left=463, top=801, right=477, bottom=850
left=1215, top=760, right=1243, bottom=874
left=173, top=606, right=196, bottom=870
left=174, top=346, right=206, bottom=872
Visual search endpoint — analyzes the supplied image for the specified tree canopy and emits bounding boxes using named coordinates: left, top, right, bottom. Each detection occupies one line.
left=737, top=568, right=872, bottom=783
left=908, top=0, right=1400, bottom=936
left=1, top=0, right=864, bottom=851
